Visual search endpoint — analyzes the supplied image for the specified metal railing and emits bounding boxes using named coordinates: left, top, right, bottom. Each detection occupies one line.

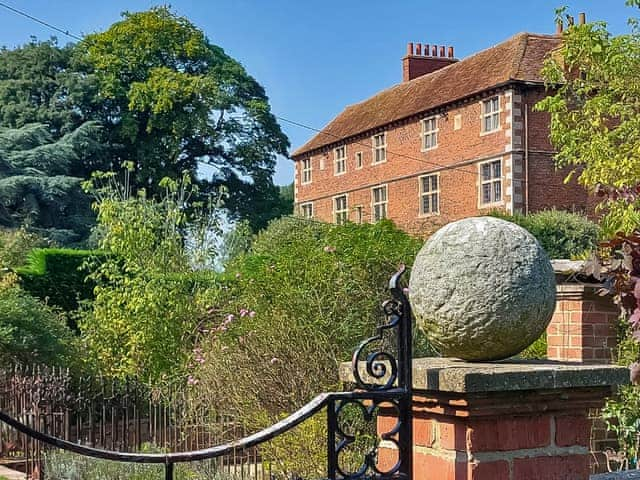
left=0, top=266, right=413, bottom=480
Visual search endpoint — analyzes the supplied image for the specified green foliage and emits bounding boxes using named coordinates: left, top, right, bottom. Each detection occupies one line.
left=536, top=8, right=640, bottom=231
left=190, top=217, right=424, bottom=478
left=0, top=122, right=102, bottom=243
left=0, top=39, right=98, bottom=138
left=489, top=210, right=598, bottom=258
left=79, top=175, right=222, bottom=381
left=0, top=227, right=49, bottom=268
left=0, top=273, right=75, bottom=365
left=518, top=333, right=548, bottom=360
left=44, top=446, right=239, bottom=480
left=16, top=248, right=101, bottom=312
left=78, top=7, right=290, bottom=230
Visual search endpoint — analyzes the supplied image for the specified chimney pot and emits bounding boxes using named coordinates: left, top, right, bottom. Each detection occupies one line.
left=568, top=15, right=575, bottom=26
left=555, top=21, right=563, bottom=35
left=402, top=42, right=459, bottom=81
left=579, top=12, right=586, bottom=25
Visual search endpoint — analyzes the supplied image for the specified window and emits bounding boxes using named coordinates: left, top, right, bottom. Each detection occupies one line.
left=300, top=202, right=313, bottom=218
left=301, top=158, right=312, bottom=184
left=420, top=174, right=439, bottom=215
left=482, top=96, right=500, bottom=133
left=334, top=146, right=347, bottom=175
left=372, top=133, right=386, bottom=164
left=480, top=159, right=502, bottom=205
left=319, top=156, right=325, bottom=170
left=421, top=117, right=438, bottom=150
left=372, top=185, right=388, bottom=221
left=355, top=151, right=363, bottom=169
left=334, top=195, right=348, bottom=224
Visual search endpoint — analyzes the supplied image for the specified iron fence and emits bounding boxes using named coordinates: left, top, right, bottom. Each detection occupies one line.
left=0, top=266, right=413, bottom=480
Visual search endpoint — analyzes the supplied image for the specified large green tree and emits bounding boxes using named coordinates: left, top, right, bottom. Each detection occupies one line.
left=79, top=7, right=290, bottom=229
left=0, top=9, right=291, bottom=232
left=536, top=4, right=640, bottom=232
left=0, top=122, right=100, bottom=243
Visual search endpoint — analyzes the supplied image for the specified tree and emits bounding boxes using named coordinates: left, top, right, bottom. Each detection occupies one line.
left=0, top=122, right=101, bottom=243
left=536, top=4, right=640, bottom=232
left=79, top=7, right=290, bottom=230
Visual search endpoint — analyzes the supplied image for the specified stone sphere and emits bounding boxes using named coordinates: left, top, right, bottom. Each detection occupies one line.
left=409, top=216, right=556, bottom=361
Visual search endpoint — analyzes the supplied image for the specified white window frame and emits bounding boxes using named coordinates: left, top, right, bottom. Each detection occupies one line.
left=479, top=158, right=503, bottom=206
left=371, top=185, right=388, bottom=222
left=334, top=146, right=347, bottom=175
left=355, top=151, right=363, bottom=169
left=372, top=133, right=387, bottom=165
left=481, top=96, right=501, bottom=134
left=419, top=173, right=440, bottom=216
left=300, top=202, right=314, bottom=219
left=301, top=158, right=312, bottom=184
left=421, top=116, right=438, bottom=151
left=333, top=194, right=348, bottom=224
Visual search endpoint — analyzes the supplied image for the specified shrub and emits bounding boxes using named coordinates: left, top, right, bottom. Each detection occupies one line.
left=16, top=248, right=102, bottom=312
left=489, top=209, right=598, bottom=259
left=0, top=273, right=75, bottom=365
left=190, top=217, right=424, bottom=477
left=78, top=174, right=223, bottom=381
left=0, top=227, right=49, bottom=269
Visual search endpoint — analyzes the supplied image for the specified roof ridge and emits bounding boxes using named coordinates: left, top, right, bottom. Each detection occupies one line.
left=292, top=31, right=560, bottom=157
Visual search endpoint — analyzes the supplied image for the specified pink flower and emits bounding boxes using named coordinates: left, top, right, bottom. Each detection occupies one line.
left=187, top=375, right=199, bottom=386
left=403, top=287, right=410, bottom=294
left=225, top=314, right=235, bottom=323
left=249, top=310, right=256, bottom=318
left=323, top=246, right=336, bottom=253
left=270, top=357, right=279, bottom=365
left=239, top=308, right=249, bottom=317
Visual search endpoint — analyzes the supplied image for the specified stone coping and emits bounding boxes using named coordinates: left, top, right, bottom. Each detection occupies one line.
left=591, top=472, right=640, bottom=480
left=340, top=357, right=629, bottom=393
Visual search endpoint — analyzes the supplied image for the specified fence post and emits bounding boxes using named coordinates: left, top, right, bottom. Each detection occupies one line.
left=165, top=462, right=174, bottom=480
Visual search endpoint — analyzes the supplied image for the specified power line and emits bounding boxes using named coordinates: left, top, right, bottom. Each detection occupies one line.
left=0, top=1, right=484, bottom=179
left=275, top=114, right=481, bottom=177
left=0, top=1, right=82, bottom=41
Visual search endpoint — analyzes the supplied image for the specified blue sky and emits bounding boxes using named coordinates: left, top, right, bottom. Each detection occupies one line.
left=0, top=1, right=636, bottom=185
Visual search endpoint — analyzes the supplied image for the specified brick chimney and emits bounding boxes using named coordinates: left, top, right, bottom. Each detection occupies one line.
left=402, top=42, right=458, bottom=82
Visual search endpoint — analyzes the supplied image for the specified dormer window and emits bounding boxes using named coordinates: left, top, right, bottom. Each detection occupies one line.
left=482, top=96, right=500, bottom=133
left=334, top=146, right=347, bottom=175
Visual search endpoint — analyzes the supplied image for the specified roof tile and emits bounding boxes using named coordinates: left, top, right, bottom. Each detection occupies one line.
left=292, top=32, right=559, bottom=157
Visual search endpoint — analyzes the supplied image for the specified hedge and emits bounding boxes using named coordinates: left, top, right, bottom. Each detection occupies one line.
left=16, top=248, right=103, bottom=313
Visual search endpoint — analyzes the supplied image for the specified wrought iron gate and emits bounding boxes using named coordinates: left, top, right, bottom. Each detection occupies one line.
left=0, top=266, right=413, bottom=480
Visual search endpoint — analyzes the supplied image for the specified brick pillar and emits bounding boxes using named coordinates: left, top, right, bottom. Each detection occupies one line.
left=547, top=284, right=619, bottom=363
left=374, top=358, right=627, bottom=480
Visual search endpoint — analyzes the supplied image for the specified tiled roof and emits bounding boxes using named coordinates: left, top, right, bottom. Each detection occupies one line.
left=292, top=32, right=560, bottom=157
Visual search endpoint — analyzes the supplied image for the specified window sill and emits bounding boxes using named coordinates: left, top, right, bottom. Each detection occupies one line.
left=479, top=200, right=504, bottom=209
left=419, top=212, right=440, bottom=218
left=479, top=127, right=502, bottom=137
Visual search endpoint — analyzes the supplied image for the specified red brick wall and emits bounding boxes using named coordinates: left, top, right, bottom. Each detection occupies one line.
left=293, top=85, right=593, bottom=236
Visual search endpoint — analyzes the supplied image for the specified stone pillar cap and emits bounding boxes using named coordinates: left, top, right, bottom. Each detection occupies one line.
left=340, top=357, right=629, bottom=393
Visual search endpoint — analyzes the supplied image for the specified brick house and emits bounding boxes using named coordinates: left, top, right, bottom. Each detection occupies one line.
left=291, top=29, right=592, bottom=236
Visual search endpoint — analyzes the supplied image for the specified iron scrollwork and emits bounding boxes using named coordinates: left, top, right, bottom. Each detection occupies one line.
left=328, top=265, right=413, bottom=480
